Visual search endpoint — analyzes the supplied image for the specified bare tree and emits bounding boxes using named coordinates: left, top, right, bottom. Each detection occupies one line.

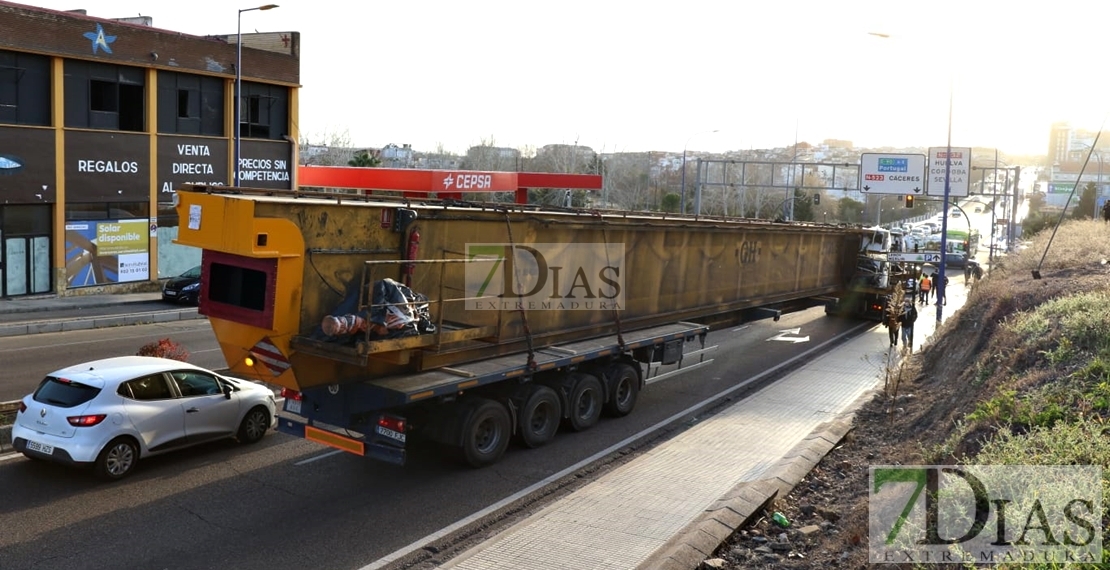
left=462, top=136, right=521, bottom=172
left=599, top=152, right=652, bottom=210
left=299, top=128, right=358, bottom=166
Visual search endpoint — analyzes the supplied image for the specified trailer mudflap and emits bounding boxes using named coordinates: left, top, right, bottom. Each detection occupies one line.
left=277, top=415, right=406, bottom=466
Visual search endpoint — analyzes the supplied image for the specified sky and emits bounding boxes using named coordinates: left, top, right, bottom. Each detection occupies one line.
left=20, top=0, right=1110, bottom=157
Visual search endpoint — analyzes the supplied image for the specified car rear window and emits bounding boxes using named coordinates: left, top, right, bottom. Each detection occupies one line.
left=33, top=376, right=101, bottom=408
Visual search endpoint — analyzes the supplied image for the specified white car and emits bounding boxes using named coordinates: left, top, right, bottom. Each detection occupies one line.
left=12, top=356, right=276, bottom=480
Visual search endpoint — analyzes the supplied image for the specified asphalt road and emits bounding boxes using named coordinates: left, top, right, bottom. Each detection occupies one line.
left=0, top=320, right=226, bottom=402
left=0, top=307, right=867, bottom=570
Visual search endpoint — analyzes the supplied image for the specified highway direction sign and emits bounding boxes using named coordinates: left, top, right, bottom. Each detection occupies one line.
left=887, top=252, right=942, bottom=263
left=859, top=153, right=927, bottom=195
left=926, top=147, right=972, bottom=197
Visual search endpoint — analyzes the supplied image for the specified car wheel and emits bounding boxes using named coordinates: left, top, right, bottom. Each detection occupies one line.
left=237, top=406, right=271, bottom=444
left=94, top=437, right=139, bottom=481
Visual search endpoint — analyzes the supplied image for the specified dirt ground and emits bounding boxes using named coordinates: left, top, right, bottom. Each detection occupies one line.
left=705, top=252, right=1110, bottom=569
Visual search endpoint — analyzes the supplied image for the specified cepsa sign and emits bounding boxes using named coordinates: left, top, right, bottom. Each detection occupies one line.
left=433, top=171, right=518, bottom=192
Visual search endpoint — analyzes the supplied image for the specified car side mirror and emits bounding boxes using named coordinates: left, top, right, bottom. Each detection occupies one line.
left=223, top=384, right=233, bottom=400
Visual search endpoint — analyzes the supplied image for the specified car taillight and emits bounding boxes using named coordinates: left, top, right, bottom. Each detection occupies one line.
left=280, top=388, right=302, bottom=401
left=18, top=401, right=26, bottom=414
left=67, top=414, right=107, bottom=427
left=378, top=415, right=405, bottom=433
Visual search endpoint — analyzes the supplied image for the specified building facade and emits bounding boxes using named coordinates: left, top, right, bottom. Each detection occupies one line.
left=0, top=1, right=299, bottom=297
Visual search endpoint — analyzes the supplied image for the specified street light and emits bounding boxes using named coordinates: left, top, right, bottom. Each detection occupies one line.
left=234, top=4, right=279, bottom=186
left=869, top=30, right=952, bottom=322
left=680, top=129, right=718, bottom=214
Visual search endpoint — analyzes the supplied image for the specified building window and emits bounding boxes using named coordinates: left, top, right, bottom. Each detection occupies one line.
left=177, top=89, right=193, bottom=118
left=64, top=61, right=145, bottom=132
left=0, top=49, right=51, bottom=126
left=157, top=70, right=224, bottom=137
left=237, top=81, right=288, bottom=141
left=90, top=79, right=118, bottom=112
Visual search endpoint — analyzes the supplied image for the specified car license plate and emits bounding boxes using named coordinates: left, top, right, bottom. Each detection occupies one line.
left=26, top=440, right=54, bottom=455
left=376, top=425, right=406, bottom=443
left=285, top=399, right=301, bottom=415
left=164, top=290, right=177, bottom=296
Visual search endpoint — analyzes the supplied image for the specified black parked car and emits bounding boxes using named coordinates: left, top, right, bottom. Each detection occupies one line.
left=162, top=266, right=202, bottom=305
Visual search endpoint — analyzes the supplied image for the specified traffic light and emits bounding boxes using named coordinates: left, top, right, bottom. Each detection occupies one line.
left=905, top=194, right=915, bottom=208
left=812, top=193, right=820, bottom=205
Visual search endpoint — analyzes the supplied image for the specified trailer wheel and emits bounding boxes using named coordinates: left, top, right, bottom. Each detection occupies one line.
left=458, top=398, right=511, bottom=468
left=565, top=373, right=603, bottom=432
left=517, top=385, right=561, bottom=448
left=603, top=363, right=640, bottom=417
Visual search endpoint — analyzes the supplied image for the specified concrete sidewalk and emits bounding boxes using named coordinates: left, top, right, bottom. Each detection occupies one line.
left=439, top=277, right=970, bottom=570
left=0, top=292, right=203, bottom=337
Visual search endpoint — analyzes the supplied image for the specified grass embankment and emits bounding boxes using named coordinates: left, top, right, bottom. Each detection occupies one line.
left=903, top=220, right=1110, bottom=568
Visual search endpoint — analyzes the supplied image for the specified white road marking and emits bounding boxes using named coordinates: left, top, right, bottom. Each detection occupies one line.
left=731, top=325, right=750, bottom=332
left=294, top=450, right=344, bottom=465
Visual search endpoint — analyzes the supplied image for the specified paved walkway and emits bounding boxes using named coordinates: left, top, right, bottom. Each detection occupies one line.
left=440, top=275, right=971, bottom=570
left=0, top=292, right=201, bottom=337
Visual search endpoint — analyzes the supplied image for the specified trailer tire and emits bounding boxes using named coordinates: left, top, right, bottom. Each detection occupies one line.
left=517, top=385, right=561, bottom=448
left=565, top=373, right=603, bottom=432
left=458, top=398, right=512, bottom=468
left=603, top=362, right=640, bottom=417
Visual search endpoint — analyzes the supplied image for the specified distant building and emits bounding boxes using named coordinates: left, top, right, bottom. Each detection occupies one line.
left=0, top=2, right=300, bottom=295
left=381, top=143, right=413, bottom=168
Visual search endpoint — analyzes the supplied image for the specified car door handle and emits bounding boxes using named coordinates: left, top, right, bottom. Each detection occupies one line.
left=186, top=407, right=200, bottom=413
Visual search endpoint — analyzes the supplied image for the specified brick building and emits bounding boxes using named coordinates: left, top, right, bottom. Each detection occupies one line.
left=0, top=1, right=300, bottom=297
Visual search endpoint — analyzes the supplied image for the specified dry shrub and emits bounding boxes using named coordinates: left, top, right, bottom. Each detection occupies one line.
left=137, top=338, right=189, bottom=362
left=995, top=219, right=1110, bottom=274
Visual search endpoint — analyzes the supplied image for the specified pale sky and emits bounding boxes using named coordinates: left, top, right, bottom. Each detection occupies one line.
left=22, top=0, right=1110, bottom=156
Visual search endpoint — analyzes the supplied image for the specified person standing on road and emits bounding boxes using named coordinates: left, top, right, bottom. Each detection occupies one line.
left=899, top=300, right=917, bottom=352
left=919, top=275, right=931, bottom=305
left=1102, top=200, right=1110, bottom=223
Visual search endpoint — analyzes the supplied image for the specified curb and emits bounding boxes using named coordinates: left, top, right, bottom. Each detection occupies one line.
left=636, top=410, right=858, bottom=570
left=0, top=309, right=204, bottom=338
left=0, top=425, right=11, bottom=453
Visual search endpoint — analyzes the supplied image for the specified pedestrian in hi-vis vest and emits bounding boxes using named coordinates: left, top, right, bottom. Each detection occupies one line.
left=919, top=275, right=932, bottom=305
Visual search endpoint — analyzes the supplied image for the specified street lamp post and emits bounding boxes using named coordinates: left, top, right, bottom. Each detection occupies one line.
left=680, top=129, right=717, bottom=214
left=935, top=83, right=955, bottom=324
left=234, top=4, right=279, bottom=187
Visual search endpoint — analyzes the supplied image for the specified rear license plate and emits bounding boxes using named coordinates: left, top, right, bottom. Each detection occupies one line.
left=26, top=440, right=54, bottom=455
left=375, top=425, right=406, bottom=443
left=164, top=290, right=177, bottom=296
left=285, top=399, right=301, bottom=415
